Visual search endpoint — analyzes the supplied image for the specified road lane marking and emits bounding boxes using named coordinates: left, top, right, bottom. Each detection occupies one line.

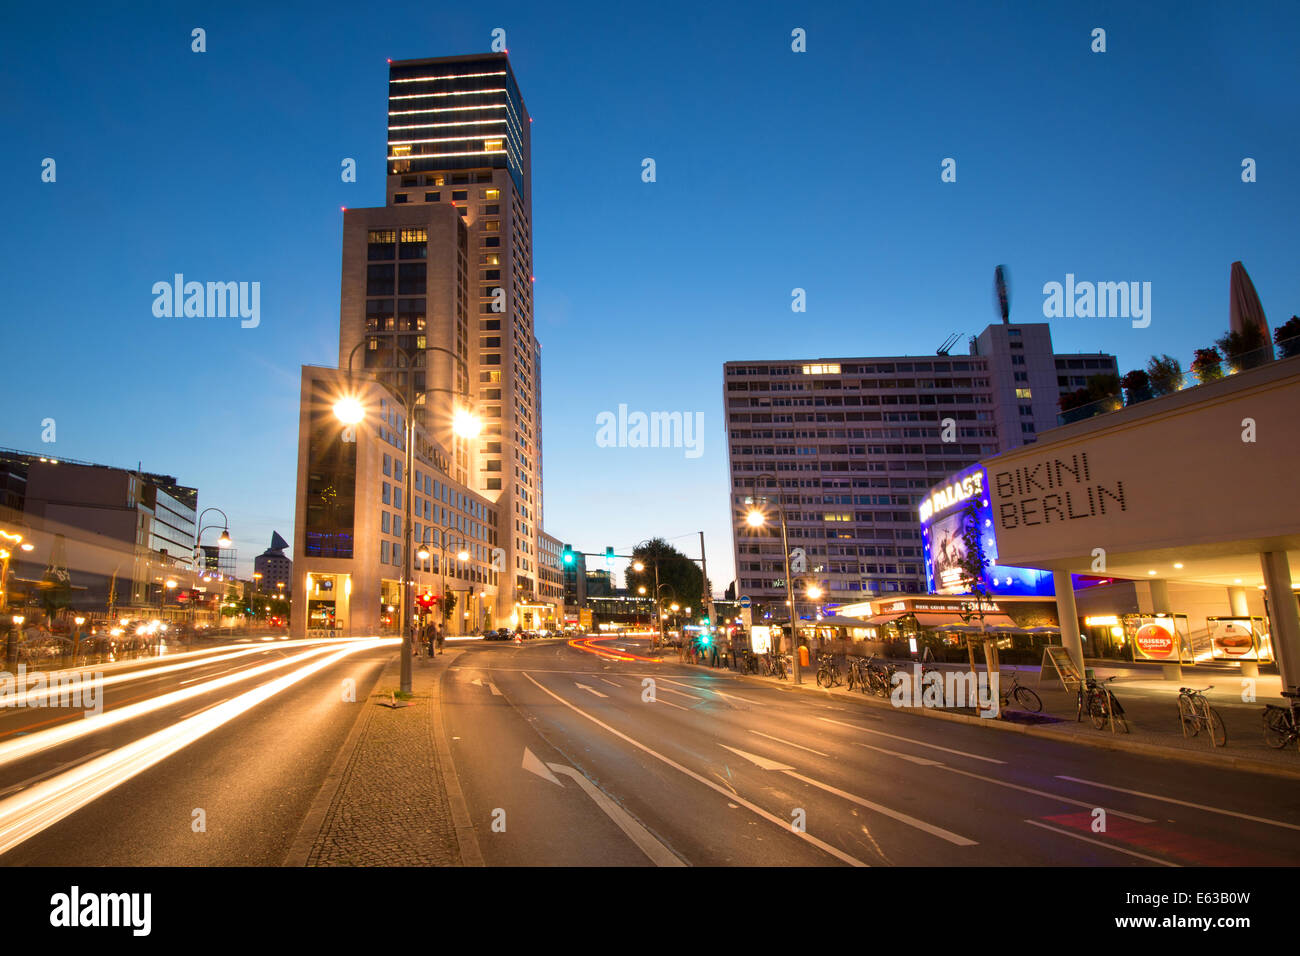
left=547, top=762, right=685, bottom=867
left=653, top=698, right=690, bottom=711
left=656, top=686, right=704, bottom=702
left=854, top=741, right=943, bottom=766
left=720, top=745, right=977, bottom=847
left=751, top=731, right=828, bottom=757
left=658, top=678, right=764, bottom=707
left=521, top=747, right=563, bottom=786
left=574, top=682, right=608, bottom=698
left=940, top=766, right=1154, bottom=822
left=520, top=672, right=868, bottom=867
left=600, top=679, right=621, bottom=688
left=1023, top=819, right=1179, bottom=866
left=1056, top=775, right=1300, bottom=832
left=817, top=717, right=1005, bottom=764
left=469, top=677, right=503, bottom=695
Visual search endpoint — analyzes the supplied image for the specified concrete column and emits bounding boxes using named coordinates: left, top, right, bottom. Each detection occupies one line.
left=1226, top=587, right=1259, bottom=676
left=1147, top=579, right=1182, bottom=679
left=1053, top=570, right=1085, bottom=676
left=1261, top=551, right=1300, bottom=691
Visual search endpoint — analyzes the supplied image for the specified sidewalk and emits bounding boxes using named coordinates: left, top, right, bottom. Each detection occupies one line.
left=284, top=648, right=482, bottom=866
left=680, top=651, right=1300, bottom=779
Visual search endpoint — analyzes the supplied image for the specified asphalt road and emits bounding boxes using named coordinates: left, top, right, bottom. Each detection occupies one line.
left=0, top=637, right=392, bottom=865
left=0, top=632, right=1295, bottom=868
left=444, top=635, right=1300, bottom=866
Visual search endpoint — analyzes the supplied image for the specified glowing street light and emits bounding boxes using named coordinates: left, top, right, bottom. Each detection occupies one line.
left=333, top=395, right=365, bottom=425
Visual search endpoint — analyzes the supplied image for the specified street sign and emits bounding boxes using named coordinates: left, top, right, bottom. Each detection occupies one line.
left=739, top=595, right=751, bottom=609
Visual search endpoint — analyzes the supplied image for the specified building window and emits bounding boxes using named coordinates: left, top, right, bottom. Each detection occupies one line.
left=484, top=237, right=500, bottom=247
left=381, top=540, right=390, bottom=563
left=393, top=194, right=408, bottom=204
left=382, top=512, right=391, bottom=534
left=452, top=190, right=468, bottom=201
left=1015, top=387, right=1032, bottom=399
left=382, top=483, right=391, bottom=504
left=425, top=192, right=440, bottom=202
left=383, top=454, right=392, bottom=477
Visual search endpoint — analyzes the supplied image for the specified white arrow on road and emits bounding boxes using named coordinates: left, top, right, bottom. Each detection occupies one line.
left=520, top=748, right=683, bottom=866
left=720, top=745, right=978, bottom=847
left=574, top=682, right=608, bottom=698
left=470, top=677, right=502, bottom=695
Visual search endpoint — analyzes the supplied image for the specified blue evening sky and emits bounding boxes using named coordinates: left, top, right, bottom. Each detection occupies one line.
left=2, top=1, right=1297, bottom=589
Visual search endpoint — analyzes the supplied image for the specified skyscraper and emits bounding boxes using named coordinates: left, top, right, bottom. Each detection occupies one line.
left=333, top=53, right=542, bottom=626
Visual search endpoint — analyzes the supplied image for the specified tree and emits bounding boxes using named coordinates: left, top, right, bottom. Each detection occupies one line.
left=954, top=499, right=994, bottom=696
left=1275, top=316, right=1300, bottom=359
left=1146, top=354, right=1183, bottom=396
left=723, top=581, right=736, bottom=601
left=1191, top=346, right=1224, bottom=384
left=1216, top=322, right=1269, bottom=371
left=624, top=538, right=704, bottom=618
left=440, top=590, right=457, bottom=624
left=1120, top=369, right=1152, bottom=405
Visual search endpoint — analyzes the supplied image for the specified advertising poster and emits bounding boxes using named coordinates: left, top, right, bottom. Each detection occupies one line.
left=1132, top=616, right=1179, bottom=661
left=750, top=625, right=772, bottom=654
left=1206, top=617, right=1260, bottom=661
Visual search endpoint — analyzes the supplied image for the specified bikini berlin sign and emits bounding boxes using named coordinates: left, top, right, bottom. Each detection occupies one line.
left=991, top=451, right=1127, bottom=533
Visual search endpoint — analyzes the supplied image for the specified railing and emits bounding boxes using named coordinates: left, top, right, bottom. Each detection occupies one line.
left=1057, top=334, right=1299, bottom=425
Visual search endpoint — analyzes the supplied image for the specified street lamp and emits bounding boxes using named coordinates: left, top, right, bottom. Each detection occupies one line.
left=416, top=525, right=470, bottom=638
left=632, top=541, right=664, bottom=649
left=335, top=338, right=479, bottom=695
left=744, top=472, right=803, bottom=684
left=195, top=507, right=233, bottom=576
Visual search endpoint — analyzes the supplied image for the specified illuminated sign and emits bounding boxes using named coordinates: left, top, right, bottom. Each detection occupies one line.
left=1133, top=618, right=1177, bottom=660
left=1084, top=615, right=1120, bottom=627
left=918, top=471, right=985, bottom=524
left=921, top=464, right=1054, bottom=598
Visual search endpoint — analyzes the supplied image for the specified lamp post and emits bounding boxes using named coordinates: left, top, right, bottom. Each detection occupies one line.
left=632, top=541, right=664, bottom=649
left=417, top=525, right=469, bottom=638
left=745, top=472, right=802, bottom=684
left=195, top=508, right=232, bottom=577
left=335, top=339, right=479, bottom=695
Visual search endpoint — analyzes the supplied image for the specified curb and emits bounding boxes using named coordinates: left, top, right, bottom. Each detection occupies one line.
left=283, top=651, right=393, bottom=867
left=427, top=648, right=484, bottom=867
left=683, top=659, right=1300, bottom=782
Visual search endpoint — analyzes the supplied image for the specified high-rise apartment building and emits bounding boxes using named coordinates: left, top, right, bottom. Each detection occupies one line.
left=725, top=322, right=1116, bottom=610
left=297, top=52, right=546, bottom=633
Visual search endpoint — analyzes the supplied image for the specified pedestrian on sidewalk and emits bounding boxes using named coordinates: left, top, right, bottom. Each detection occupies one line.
left=435, top=623, right=445, bottom=656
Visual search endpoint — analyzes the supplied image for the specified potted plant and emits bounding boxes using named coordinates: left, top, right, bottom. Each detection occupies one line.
left=1190, top=347, right=1224, bottom=384
left=1146, top=354, right=1183, bottom=396
left=1215, top=323, right=1269, bottom=372
left=1120, top=369, right=1152, bottom=405
left=1276, top=316, right=1300, bottom=359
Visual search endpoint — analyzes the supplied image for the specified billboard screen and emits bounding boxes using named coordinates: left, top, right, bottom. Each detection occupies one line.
left=921, top=464, right=1055, bottom=597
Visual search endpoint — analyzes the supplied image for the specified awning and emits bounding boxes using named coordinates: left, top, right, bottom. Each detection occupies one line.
left=912, top=612, right=1018, bottom=629
left=864, top=613, right=904, bottom=625
left=814, top=615, right=876, bottom=629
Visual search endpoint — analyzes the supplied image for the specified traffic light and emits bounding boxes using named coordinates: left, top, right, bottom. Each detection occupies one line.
left=605, top=546, right=614, bottom=567
left=699, top=632, right=711, bottom=646
left=562, top=545, right=575, bottom=567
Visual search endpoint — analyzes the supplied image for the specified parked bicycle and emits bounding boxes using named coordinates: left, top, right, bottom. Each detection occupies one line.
left=1176, top=685, right=1226, bottom=747
left=815, top=653, right=842, bottom=688
left=998, top=670, right=1043, bottom=714
left=846, top=655, right=868, bottom=693
left=864, top=656, right=894, bottom=698
left=1077, top=674, right=1129, bottom=733
left=1263, top=689, right=1300, bottom=751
